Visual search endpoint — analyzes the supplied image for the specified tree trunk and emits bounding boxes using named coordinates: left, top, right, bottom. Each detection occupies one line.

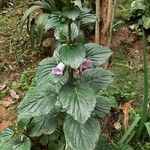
left=95, top=0, right=100, bottom=44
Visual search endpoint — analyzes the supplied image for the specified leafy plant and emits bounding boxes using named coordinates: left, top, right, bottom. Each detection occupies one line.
left=0, top=0, right=114, bottom=149
left=21, top=0, right=96, bottom=50
left=128, top=0, right=150, bottom=40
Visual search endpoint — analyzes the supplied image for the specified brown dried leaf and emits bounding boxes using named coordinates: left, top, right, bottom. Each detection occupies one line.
left=0, top=82, right=6, bottom=91
left=119, top=101, right=132, bottom=131
left=43, top=37, right=54, bottom=47
left=9, top=90, right=19, bottom=100
left=0, top=97, right=15, bottom=108
left=114, top=121, right=122, bottom=130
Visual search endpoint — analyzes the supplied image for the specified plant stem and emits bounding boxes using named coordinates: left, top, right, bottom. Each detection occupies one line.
left=68, top=19, right=74, bottom=83
left=136, top=30, right=149, bottom=139
left=68, top=19, right=72, bottom=44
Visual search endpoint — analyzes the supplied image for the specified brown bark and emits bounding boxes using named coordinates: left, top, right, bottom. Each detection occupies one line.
left=100, top=0, right=113, bottom=46
left=95, top=0, right=100, bottom=44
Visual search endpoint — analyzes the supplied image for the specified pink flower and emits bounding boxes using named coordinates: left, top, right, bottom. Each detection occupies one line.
left=80, top=59, right=92, bottom=69
left=52, top=62, right=65, bottom=75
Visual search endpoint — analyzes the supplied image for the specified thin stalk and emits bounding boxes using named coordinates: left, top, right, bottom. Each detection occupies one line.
left=136, top=30, right=149, bottom=139
left=68, top=19, right=74, bottom=83
left=68, top=19, right=72, bottom=44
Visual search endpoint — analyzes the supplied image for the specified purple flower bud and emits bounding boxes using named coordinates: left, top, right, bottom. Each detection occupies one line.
left=80, top=59, right=92, bottom=69
left=52, top=62, right=65, bottom=75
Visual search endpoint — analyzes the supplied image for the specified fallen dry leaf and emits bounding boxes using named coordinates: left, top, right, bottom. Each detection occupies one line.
left=0, top=82, right=6, bottom=91
left=119, top=101, right=132, bottom=131
left=114, top=121, right=122, bottom=130
left=9, top=90, right=19, bottom=100
left=0, top=97, right=15, bottom=108
left=43, top=37, right=54, bottom=47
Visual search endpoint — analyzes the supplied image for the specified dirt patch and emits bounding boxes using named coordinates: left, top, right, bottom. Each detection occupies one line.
left=0, top=105, right=16, bottom=131
left=112, top=26, right=142, bottom=58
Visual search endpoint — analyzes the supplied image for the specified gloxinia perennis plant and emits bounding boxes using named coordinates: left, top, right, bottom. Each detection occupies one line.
left=0, top=1, right=113, bottom=150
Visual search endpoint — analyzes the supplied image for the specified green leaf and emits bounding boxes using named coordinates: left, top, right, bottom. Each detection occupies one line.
left=79, top=9, right=96, bottom=24
left=115, top=144, right=134, bottom=150
left=48, top=142, right=65, bottom=150
left=80, top=68, right=113, bottom=91
left=54, top=23, right=79, bottom=41
left=85, top=43, right=112, bottom=66
left=63, top=6, right=80, bottom=20
left=18, top=83, right=57, bottom=120
left=0, top=135, right=31, bottom=150
left=12, top=136, right=31, bottom=150
left=142, top=16, right=150, bottom=29
left=0, top=126, right=15, bottom=143
left=35, top=57, right=68, bottom=90
left=45, top=13, right=67, bottom=31
left=94, top=135, right=112, bottom=150
left=94, top=97, right=112, bottom=118
left=32, top=1, right=58, bottom=12
left=27, top=113, right=61, bottom=137
left=36, top=13, right=49, bottom=45
left=20, top=5, right=42, bottom=32
left=64, top=116, right=100, bottom=150
left=145, top=122, right=150, bottom=138
left=59, top=43, right=85, bottom=69
left=59, top=83, right=96, bottom=124
left=29, top=23, right=36, bottom=50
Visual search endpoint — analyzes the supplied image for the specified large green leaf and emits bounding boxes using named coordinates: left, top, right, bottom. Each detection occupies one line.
left=32, top=1, right=58, bottom=12
left=35, top=57, right=68, bottom=90
left=0, top=126, right=15, bottom=143
left=27, top=113, right=60, bottom=137
left=12, top=137, right=31, bottom=150
left=64, top=116, right=100, bottom=150
left=45, top=13, right=67, bottom=31
left=85, top=43, right=112, bottom=66
left=54, top=23, right=79, bottom=41
left=0, top=135, right=31, bottom=150
left=36, top=13, right=49, bottom=44
left=18, top=83, right=57, bottom=120
left=59, top=44, right=85, bottom=69
left=94, top=97, right=112, bottom=118
left=63, top=6, right=80, bottom=20
left=79, top=9, right=96, bottom=25
left=80, top=68, right=113, bottom=91
left=20, top=5, right=42, bottom=31
left=59, top=83, right=96, bottom=124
